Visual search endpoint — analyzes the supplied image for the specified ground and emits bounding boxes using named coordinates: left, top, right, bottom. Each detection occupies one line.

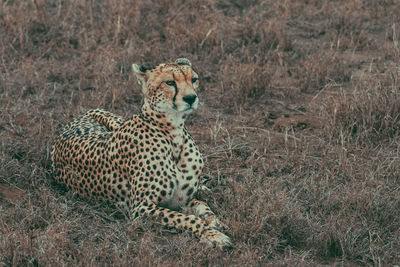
left=1, top=0, right=400, bottom=265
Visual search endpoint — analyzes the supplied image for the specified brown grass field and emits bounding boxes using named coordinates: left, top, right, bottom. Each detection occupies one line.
left=1, top=0, right=400, bottom=265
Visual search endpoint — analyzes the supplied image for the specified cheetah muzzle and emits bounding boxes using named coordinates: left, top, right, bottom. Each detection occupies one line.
left=51, top=58, right=231, bottom=248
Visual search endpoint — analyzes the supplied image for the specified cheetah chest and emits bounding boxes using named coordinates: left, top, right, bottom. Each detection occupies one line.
left=160, top=130, right=203, bottom=209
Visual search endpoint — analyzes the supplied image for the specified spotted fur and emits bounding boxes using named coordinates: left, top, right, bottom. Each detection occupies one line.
left=51, top=58, right=231, bottom=247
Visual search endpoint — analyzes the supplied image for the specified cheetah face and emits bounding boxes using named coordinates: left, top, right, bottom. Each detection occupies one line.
left=132, top=58, right=199, bottom=115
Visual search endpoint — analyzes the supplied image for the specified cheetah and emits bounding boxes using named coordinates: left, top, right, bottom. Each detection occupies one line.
left=51, top=58, right=231, bottom=247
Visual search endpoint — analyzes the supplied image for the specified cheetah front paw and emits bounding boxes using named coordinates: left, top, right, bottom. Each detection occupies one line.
left=200, top=229, right=232, bottom=248
left=204, top=215, right=228, bottom=231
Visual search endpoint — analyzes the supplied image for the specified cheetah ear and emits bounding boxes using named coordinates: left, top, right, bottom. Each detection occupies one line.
left=175, top=58, right=192, bottom=67
left=132, top=64, right=148, bottom=88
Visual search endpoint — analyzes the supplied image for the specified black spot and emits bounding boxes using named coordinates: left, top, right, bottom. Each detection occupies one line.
left=187, top=188, right=193, bottom=196
left=182, top=184, right=189, bottom=190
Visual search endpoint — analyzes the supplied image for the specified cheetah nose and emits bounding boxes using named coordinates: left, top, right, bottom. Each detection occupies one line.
left=183, top=94, right=197, bottom=105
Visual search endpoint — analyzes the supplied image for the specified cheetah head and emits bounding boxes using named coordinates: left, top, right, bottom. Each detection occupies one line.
left=132, top=58, right=199, bottom=116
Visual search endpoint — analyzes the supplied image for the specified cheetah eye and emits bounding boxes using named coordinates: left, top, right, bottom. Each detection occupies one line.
left=192, top=77, right=198, bottom=84
left=165, top=80, right=176, bottom=86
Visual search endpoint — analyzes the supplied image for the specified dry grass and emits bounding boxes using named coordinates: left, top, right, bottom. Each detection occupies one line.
left=1, top=0, right=400, bottom=265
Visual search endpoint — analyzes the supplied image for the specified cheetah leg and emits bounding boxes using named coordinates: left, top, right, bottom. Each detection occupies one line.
left=132, top=202, right=231, bottom=248
left=87, top=109, right=124, bottom=131
left=183, top=199, right=228, bottom=230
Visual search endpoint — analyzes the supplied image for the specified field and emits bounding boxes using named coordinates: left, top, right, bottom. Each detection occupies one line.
left=1, top=0, right=400, bottom=265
